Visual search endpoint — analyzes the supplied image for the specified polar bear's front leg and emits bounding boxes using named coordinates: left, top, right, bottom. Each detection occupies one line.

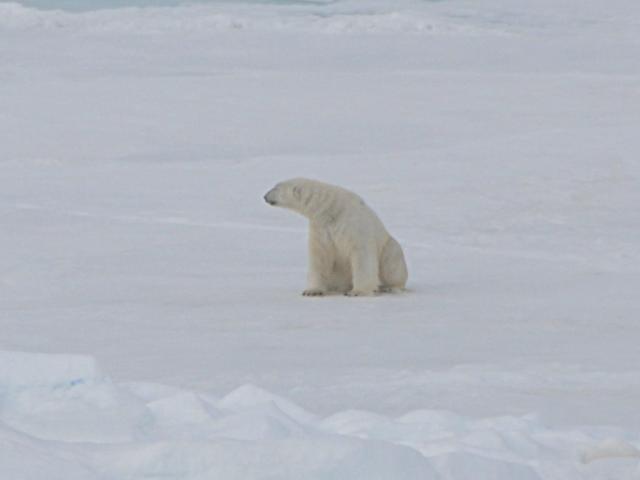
left=346, top=245, right=379, bottom=296
left=303, top=226, right=334, bottom=296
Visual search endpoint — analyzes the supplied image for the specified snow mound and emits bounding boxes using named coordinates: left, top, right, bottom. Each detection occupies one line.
left=1, top=351, right=638, bottom=479
left=0, top=350, right=100, bottom=388
left=0, top=351, right=148, bottom=442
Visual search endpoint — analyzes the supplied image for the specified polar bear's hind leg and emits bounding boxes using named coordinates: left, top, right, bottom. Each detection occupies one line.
left=379, top=237, right=408, bottom=291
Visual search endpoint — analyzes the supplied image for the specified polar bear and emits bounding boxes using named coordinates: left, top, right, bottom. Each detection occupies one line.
left=264, top=178, right=408, bottom=296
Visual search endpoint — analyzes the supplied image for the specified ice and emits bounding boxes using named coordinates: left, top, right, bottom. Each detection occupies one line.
left=219, top=383, right=318, bottom=424
left=0, top=350, right=100, bottom=388
left=431, top=452, right=541, bottom=480
left=0, top=351, right=148, bottom=442
left=0, top=425, right=99, bottom=480
left=0, top=351, right=438, bottom=479
left=1, top=351, right=639, bottom=479
left=1, top=0, right=640, bottom=477
left=147, top=391, right=221, bottom=426
left=0, top=1, right=462, bottom=34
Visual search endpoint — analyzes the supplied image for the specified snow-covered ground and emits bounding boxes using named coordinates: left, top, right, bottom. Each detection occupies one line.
left=1, top=0, right=639, bottom=478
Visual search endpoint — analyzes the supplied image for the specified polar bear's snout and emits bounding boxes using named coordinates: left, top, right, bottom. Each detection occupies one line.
left=264, top=188, right=277, bottom=206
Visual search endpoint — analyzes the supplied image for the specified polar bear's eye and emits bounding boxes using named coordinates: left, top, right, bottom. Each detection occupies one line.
left=292, top=186, right=302, bottom=199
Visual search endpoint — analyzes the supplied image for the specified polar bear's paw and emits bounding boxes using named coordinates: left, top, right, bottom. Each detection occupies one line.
left=345, top=289, right=376, bottom=297
left=376, top=286, right=405, bottom=294
left=302, top=289, right=326, bottom=297
left=376, top=286, right=393, bottom=293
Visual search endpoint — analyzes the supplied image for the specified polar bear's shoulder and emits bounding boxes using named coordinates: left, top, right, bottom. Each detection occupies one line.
left=293, top=178, right=362, bottom=202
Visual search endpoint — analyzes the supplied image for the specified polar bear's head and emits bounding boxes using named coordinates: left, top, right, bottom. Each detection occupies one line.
left=264, top=178, right=306, bottom=209
left=264, top=178, right=324, bottom=217
left=265, top=178, right=352, bottom=219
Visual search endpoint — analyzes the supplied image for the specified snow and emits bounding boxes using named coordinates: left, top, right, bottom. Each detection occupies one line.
left=0, top=351, right=638, bottom=479
left=1, top=0, right=640, bottom=478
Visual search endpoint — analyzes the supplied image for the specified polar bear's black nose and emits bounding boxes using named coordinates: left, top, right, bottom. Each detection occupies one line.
left=264, top=194, right=276, bottom=205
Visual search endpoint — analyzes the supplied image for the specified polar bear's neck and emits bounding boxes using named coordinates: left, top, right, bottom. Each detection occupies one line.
left=295, top=184, right=349, bottom=225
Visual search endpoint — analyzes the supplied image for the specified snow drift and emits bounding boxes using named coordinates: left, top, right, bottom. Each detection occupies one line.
left=0, top=351, right=638, bottom=479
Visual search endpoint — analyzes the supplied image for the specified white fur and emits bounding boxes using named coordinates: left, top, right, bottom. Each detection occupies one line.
left=264, top=178, right=408, bottom=296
